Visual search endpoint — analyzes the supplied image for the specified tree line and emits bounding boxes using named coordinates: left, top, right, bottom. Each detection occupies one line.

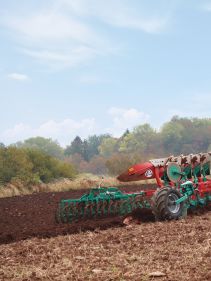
left=63, top=116, right=211, bottom=175
left=1, top=116, right=211, bottom=184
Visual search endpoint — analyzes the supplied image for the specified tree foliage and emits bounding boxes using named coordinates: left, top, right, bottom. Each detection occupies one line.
left=65, top=134, right=111, bottom=161
left=65, top=136, right=84, bottom=157
left=0, top=146, right=76, bottom=185
left=3, top=116, right=211, bottom=179
left=62, top=117, right=211, bottom=176
left=16, top=137, right=64, bottom=159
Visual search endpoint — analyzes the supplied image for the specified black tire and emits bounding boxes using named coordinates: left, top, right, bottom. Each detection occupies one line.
left=152, top=187, right=184, bottom=220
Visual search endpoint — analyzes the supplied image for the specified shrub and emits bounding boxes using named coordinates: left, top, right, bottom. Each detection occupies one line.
left=0, top=147, right=76, bottom=185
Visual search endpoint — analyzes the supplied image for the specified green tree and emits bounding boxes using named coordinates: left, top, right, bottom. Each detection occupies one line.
left=99, top=137, right=118, bottom=157
left=0, top=147, right=33, bottom=184
left=65, top=136, right=84, bottom=157
left=160, top=117, right=211, bottom=154
left=16, top=137, right=64, bottom=159
left=161, top=120, right=185, bottom=154
left=0, top=146, right=76, bottom=185
left=85, top=134, right=111, bottom=161
left=119, top=124, right=156, bottom=156
left=26, top=149, right=76, bottom=183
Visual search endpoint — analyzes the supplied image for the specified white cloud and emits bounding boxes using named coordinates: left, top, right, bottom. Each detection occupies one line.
left=61, top=0, right=168, bottom=33
left=107, top=107, right=150, bottom=136
left=2, top=8, right=108, bottom=69
left=2, top=124, right=31, bottom=139
left=0, top=107, right=150, bottom=145
left=1, top=0, right=169, bottom=69
left=202, top=3, right=211, bottom=11
left=110, top=17, right=167, bottom=33
left=1, top=118, right=97, bottom=146
left=7, top=73, right=29, bottom=81
left=6, top=12, right=97, bottom=44
left=162, top=93, right=211, bottom=125
left=23, top=47, right=98, bottom=69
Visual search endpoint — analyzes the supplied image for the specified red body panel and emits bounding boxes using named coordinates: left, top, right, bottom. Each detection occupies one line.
left=118, top=162, right=211, bottom=197
left=196, top=179, right=211, bottom=196
left=117, top=162, right=164, bottom=182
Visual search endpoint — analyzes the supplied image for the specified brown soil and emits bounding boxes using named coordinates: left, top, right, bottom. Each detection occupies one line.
left=0, top=184, right=156, bottom=245
left=0, top=184, right=210, bottom=280
left=0, top=209, right=210, bottom=281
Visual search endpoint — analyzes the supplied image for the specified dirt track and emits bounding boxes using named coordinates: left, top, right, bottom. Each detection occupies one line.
left=0, top=184, right=156, bottom=244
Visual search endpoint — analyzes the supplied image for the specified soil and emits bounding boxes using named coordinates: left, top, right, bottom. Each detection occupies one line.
left=0, top=184, right=210, bottom=280
left=0, top=184, right=156, bottom=245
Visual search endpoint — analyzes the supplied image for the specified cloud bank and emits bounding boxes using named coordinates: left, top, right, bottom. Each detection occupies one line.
left=0, top=107, right=149, bottom=146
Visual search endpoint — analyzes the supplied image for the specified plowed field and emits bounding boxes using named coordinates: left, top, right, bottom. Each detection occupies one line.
left=0, top=184, right=155, bottom=245
left=0, top=185, right=210, bottom=281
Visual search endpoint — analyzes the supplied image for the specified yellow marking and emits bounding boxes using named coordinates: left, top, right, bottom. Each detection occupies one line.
left=128, top=168, right=134, bottom=172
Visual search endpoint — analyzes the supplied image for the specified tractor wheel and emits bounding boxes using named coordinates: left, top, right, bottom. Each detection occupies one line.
left=151, top=187, right=184, bottom=221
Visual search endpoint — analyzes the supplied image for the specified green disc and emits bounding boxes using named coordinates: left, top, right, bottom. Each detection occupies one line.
left=167, top=162, right=182, bottom=183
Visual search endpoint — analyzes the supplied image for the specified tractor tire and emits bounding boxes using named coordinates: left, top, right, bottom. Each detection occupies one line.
left=152, top=187, right=184, bottom=221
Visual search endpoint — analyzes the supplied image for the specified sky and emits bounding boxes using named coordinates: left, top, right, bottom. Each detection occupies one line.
left=0, top=0, right=211, bottom=146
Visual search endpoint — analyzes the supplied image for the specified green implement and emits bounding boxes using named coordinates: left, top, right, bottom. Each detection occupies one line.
left=56, top=187, right=148, bottom=223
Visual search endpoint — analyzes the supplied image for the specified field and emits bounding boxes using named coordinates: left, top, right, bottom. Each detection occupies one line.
left=0, top=184, right=210, bottom=281
left=0, top=174, right=156, bottom=198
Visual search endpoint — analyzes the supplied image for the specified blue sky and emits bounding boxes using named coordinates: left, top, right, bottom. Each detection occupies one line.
left=0, top=0, right=211, bottom=146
